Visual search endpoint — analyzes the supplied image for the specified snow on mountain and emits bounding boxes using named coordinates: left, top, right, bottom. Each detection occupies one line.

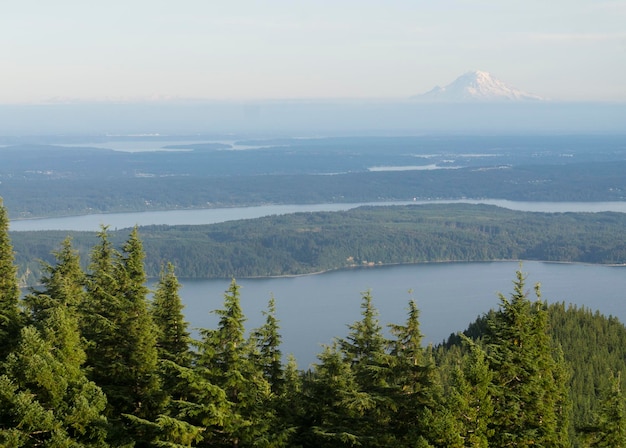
left=411, top=71, right=544, bottom=102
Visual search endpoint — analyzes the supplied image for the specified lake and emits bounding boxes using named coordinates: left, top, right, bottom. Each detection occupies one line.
left=171, top=261, right=626, bottom=368
left=10, top=200, right=626, bottom=231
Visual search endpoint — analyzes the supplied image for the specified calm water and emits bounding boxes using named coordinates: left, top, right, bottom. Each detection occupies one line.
left=172, top=261, right=626, bottom=367
left=14, top=203, right=626, bottom=366
left=10, top=200, right=626, bottom=231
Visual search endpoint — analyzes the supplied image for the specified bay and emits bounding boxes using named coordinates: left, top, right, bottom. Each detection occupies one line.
left=10, top=200, right=626, bottom=231
left=173, top=261, right=626, bottom=367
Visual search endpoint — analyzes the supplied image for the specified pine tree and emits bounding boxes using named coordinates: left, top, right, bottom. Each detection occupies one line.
left=484, top=268, right=570, bottom=447
left=0, top=199, right=21, bottom=363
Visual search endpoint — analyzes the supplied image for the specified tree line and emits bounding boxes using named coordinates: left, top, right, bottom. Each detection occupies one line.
left=2, top=200, right=626, bottom=447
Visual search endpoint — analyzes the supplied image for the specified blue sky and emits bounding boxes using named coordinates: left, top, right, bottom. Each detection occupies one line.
left=2, top=0, right=625, bottom=103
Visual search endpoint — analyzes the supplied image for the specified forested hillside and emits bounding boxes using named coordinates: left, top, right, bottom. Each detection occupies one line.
left=10, top=204, right=626, bottom=285
left=2, top=201, right=626, bottom=446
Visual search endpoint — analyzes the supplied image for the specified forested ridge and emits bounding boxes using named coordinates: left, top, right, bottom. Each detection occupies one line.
left=3, top=201, right=626, bottom=446
left=10, top=204, right=626, bottom=286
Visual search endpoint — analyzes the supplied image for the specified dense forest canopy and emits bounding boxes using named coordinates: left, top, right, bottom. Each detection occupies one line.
left=2, top=200, right=626, bottom=447
left=9, top=204, right=626, bottom=285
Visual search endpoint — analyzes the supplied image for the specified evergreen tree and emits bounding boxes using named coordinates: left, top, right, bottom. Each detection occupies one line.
left=300, top=343, right=363, bottom=448
left=115, top=227, right=163, bottom=441
left=0, top=305, right=108, bottom=447
left=195, top=279, right=275, bottom=447
left=277, top=354, right=303, bottom=446
left=152, top=262, right=192, bottom=369
left=484, top=269, right=570, bottom=447
left=387, top=300, right=439, bottom=446
left=250, top=296, right=284, bottom=395
left=0, top=199, right=21, bottom=363
left=338, top=290, right=396, bottom=446
left=151, top=262, right=192, bottom=414
left=24, top=236, right=86, bottom=325
left=583, top=372, right=626, bottom=447
left=82, top=227, right=162, bottom=445
left=447, top=337, right=494, bottom=448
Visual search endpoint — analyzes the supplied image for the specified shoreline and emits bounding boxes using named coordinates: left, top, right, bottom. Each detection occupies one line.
left=175, top=258, right=626, bottom=282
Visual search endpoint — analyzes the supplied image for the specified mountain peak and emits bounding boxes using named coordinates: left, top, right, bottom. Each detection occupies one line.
left=411, top=71, right=544, bottom=102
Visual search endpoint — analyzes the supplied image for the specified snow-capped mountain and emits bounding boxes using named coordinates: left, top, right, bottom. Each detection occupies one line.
left=411, top=71, right=544, bottom=102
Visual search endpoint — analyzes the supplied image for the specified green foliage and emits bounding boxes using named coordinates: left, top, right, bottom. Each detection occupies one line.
left=11, top=204, right=626, bottom=285
left=82, top=226, right=162, bottom=445
left=445, top=338, right=494, bottom=447
left=483, top=269, right=570, bottom=447
left=0, top=308, right=108, bottom=447
left=250, top=296, right=284, bottom=395
left=0, top=199, right=21, bottom=362
left=584, top=372, right=626, bottom=447
left=195, top=280, right=277, bottom=447
left=4, top=200, right=626, bottom=447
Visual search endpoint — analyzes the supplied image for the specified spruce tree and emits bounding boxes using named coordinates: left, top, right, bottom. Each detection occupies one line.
left=484, top=269, right=570, bottom=447
left=387, top=300, right=438, bottom=446
left=301, top=343, right=363, bottom=448
left=82, top=226, right=162, bottom=445
left=152, top=262, right=192, bottom=369
left=250, top=296, right=284, bottom=395
left=115, top=227, right=163, bottom=440
left=151, top=262, right=192, bottom=411
left=24, top=236, right=85, bottom=325
left=338, top=290, right=396, bottom=447
left=584, top=372, right=626, bottom=447
left=0, top=199, right=21, bottom=363
left=447, top=337, right=494, bottom=448
left=195, top=279, right=274, bottom=447
left=0, top=305, right=108, bottom=446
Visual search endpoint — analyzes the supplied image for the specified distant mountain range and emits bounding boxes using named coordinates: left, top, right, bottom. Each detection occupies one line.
left=411, top=71, right=544, bottom=102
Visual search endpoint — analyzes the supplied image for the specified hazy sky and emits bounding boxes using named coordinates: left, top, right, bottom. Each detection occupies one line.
left=2, top=0, right=625, bottom=104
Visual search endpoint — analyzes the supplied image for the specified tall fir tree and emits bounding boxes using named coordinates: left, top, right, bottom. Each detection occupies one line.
left=446, top=337, right=494, bottom=448
left=300, top=343, right=364, bottom=448
left=584, top=371, right=626, bottom=447
left=484, top=269, right=570, bottom=447
left=0, top=199, right=21, bottom=363
left=82, top=226, right=125, bottom=413
left=151, top=261, right=192, bottom=412
left=82, top=226, right=162, bottom=446
left=387, top=300, right=439, bottom=446
left=117, top=227, right=161, bottom=416
left=338, top=290, right=396, bottom=447
left=24, top=236, right=86, bottom=326
left=250, top=296, right=284, bottom=395
left=0, top=305, right=108, bottom=447
left=152, top=262, right=192, bottom=369
left=195, top=279, right=275, bottom=447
